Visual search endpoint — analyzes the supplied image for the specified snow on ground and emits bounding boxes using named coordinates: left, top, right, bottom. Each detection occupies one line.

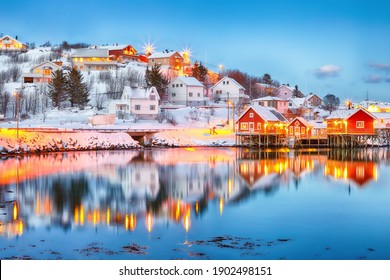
left=0, top=128, right=140, bottom=155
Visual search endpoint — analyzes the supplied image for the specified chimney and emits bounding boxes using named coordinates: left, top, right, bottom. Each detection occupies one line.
left=15, top=35, right=18, bottom=40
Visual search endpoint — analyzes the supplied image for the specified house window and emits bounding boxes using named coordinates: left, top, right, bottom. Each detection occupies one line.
left=135, top=105, right=141, bottom=110
left=150, top=95, right=156, bottom=100
left=180, top=84, right=183, bottom=87
left=240, top=123, right=248, bottom=130
left=249, top=113, right=254, bottom=118
left=226, top=81, right=229, bottom=85
left=172, top=92, right=176, bottom=97
left=197, top=92, right=200, bottom=97
left=257, top=123, right=261, bottom=130
left=150, top=105, right=155, bottom=110
left=301, top=127, right=305, bottom=134
left=189, top=92, right=193, bottom=97
left=172, top=84, right=175, bottom=88
left=289, top=126, right=293, bottom=135
left=356, top=121, right=364, bottom=128
left=249, top=122, right=254, bottom=130
left=223, top=81, right=225, bottom=85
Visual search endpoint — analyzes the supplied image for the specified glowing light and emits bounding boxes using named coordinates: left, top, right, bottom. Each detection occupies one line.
left=176, top=200, right=181, bottom=221
left=146, top=213, right=153, bottom=233
left=228, top=179, right=233, bottom=194
left=219, top=197, right=224, bottom=215
left=80, top=206, right=85, bottom=226
left=184, top=210, right=191, bottom=232
left=143, top=42, right=155, bottom=55
left=195, top=201, right=199, bottom=215
left=13, top=203, right=18, bottom=221
left=182, top=47, right=192, bottom=64
left=18, top=220, right=24, bottom=236
left=106, top=208, right=111, bottom=225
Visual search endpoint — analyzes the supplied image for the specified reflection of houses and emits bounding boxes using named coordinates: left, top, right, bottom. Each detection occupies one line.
left=0, top=35, right=28, bottom=51
left=22, top=61, right=62, bottom=84
left=324, top=160, right=378, bottom=187
left=108, top=86, right=160, bottom=120
left=235, top=105, right=288, bottom=147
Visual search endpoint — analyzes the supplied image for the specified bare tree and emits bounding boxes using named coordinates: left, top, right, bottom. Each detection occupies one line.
left=94, top=91, right=107, bottom=111
left=0, top=91, right=11, bottom=116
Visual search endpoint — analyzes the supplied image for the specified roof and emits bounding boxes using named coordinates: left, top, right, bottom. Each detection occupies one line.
left=71, top=48, right=109, bottom=58
left=122, top=86, right=160, bottom=100
left=30, top=61, right=62, bottom=71
left=171, top=76, right=204, bottom=87
left=252, top=96, right=285, bottom=102
left=210, top=76, right=245, bottom=91
left=326, top=108, right=377, bottom=120
left=289, top=117, right=312, bottom=127
left=306, top=93, right=322, bottom=101
left=148, top=51, right=182, bottom=59
left=237, top=105, right=287, bottom=122
left=289, top=97, right=306, bottom=107
left=99, top=44, right=134, bottom=51
left=0, top=35, right=26, bottom=45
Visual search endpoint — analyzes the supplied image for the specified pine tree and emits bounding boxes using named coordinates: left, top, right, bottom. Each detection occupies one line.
left=67, top=68, right=90, bottom=108
left=48, top=69, right=68, bottom=108
left=192, top=61, right=208, bottom=84
left=145, top=64, right=168, bottom=100
left=293, top=85, right=304, bottom=98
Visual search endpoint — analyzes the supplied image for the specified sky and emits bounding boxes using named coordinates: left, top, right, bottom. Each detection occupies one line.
left=1, top=0, right=390, bottom=102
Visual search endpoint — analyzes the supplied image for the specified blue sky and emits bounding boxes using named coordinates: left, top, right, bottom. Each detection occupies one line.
left=1, top=0, right=390, bottom=102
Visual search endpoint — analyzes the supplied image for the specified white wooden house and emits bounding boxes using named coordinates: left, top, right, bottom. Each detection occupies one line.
left=108, top=86, right=160, bottom=119
left=22, top=61, right=62, bottom=84
left=210, top=76, right=248, bottom=104
left=0, top=35, right=28, bottom=51
left=167, top=76, right=207, bottom=106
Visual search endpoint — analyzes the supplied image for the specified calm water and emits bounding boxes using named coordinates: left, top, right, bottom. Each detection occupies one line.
left=1, top=147, right=390, bottom=260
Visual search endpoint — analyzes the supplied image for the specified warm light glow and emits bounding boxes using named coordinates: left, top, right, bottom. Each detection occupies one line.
left=147, top=212, right=153, bottom=233
left=80, top=206, right=85, bottom=226
left=182, top=47, right=192, bottom=64
left=184, top=210, right=191, bottom=232
left=106, top=208, right=111, bottom=225
left=18, top=220, right=24, bottom=235
left=143, top=42, right=155, bottom=55
left=228, top=179, right=233, bottom=194
left=13, top=203, right=18, bottom=221
left=74, top=206, right=79, bottom=225
left=195, top=201, right=199, bottom=215
left=219, top=197, right=224, bottom=215
left=176, top=200, right=181, bottom=221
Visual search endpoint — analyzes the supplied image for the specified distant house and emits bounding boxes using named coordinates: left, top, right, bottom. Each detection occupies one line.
left=22, top=61, right=62, bottom=84
left=71, top=48, right=117, bottom=71
left=0, top=35, right=28, bottom=51
left=275, top=85, right=295, bottom=100
left=167, top=76, right=207, bottom=106
left=108, top=86, right=160, bottom=120
left=251, top=96, right=289, bottom=114
left=147, top=51, right=184, bottom=72
left=305, top=93, right=322, bottom=107
left=286, top=97, right=315, bottom=120
left=325, top=108, right=376, bottom=135
left=210, top=76, right=249, bottom=104
left=100, top=44, right=138, bottom=61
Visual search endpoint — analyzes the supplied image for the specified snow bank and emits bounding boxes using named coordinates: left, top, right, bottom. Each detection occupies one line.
left=0, top=129, right=140, bottom=155
left=145, top=128, right=236, bottom=147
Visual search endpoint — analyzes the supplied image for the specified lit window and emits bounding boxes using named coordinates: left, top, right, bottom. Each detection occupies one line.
left=301, top=127, right=305, bottom=134
left=240, top=123, right=248, bottom=130
left=356, top=121, right=364, bottom=128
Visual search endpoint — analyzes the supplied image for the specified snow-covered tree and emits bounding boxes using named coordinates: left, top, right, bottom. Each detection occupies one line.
left=48, top=69, right=68, bottom=108
left=67, top=68, right=90, bottom=108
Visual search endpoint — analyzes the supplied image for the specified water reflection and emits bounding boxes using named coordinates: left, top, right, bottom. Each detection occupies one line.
left=0, top=148, right=389, bottom=238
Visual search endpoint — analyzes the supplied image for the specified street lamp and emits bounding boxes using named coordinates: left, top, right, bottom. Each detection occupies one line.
left=13, top=91, right=21, bottom=140
left=218, top=64, right=224, bottom=77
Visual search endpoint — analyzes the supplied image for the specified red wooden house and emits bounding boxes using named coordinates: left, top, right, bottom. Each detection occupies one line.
left=325, top=108, right=377, bottom=135
left=101, top=44, right=138, bottom=61
left=235, top=105, right=287, bottom=146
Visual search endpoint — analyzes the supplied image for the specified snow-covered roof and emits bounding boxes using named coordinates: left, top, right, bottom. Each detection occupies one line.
left=30, top=61, right=62, bottom=71
left=326, top=108, right=376, bottom=120
left=123, top=86, right=160, bottom=100
left=238, top=105, right=287, bottom=122
left=148, top=51, right=182, bottom=59
left=278, top=85, right=295, bottom=91
left=210, top=76, right=245, bottom=90
left=99, top=44, right=134, bottom=51
left=289, top=117, right=311, bottom=127
left=172, top=76, right=204, bottom=87
left=308, top=120, right=327, bottom=129
left=0, top=35, right=26, bottom=45
left=372, top=112, right=390, bottom=119
left=71, top=48, right=109, bottom=58
left=252, top=96, right=285, bottom=102
left=289, top=97, right=306, bottom=107
left=306, top=93, right=321, bottom=101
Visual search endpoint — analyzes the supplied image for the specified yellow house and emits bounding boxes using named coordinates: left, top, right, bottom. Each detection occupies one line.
left=0, top=35, right=28, bottom=51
